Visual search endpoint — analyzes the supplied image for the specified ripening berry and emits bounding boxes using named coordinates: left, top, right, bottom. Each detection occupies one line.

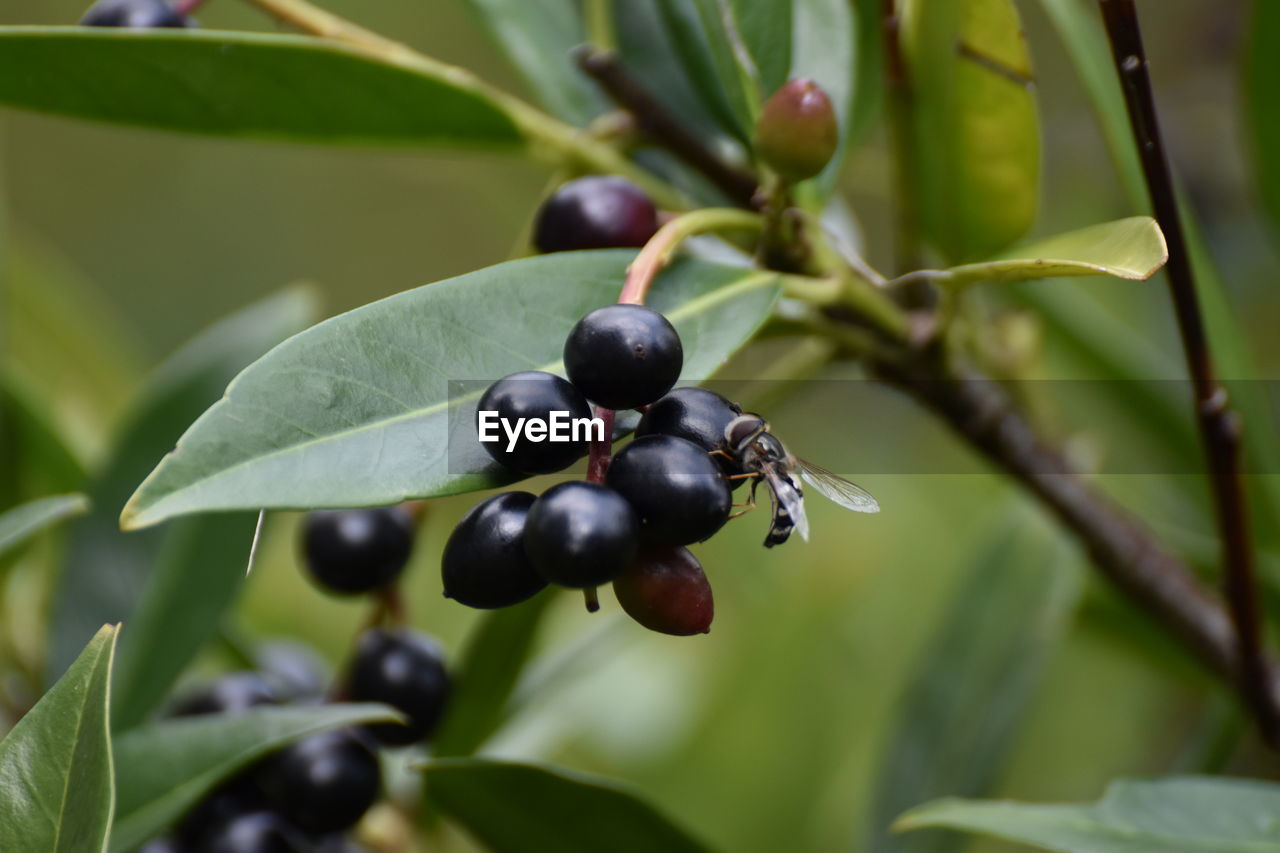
left=533, top=176, right=658, bottom=253
left=523, top=482, right=639, bottom=588
left=477, top=371, right=593, bottom=473
left=81, top=0, right=191, bottom=27
left=442, top=491, right=547, bottom=609
left=301, top=507, right=414, bottom=596
left=755, top=78, right=839, bottom=182
left=344, top=628, right=451, bottom=746
left=613, top=546, right=713, bottom=636
left=564, top=305, right=683, bottom=410
left=606, top=435, right=732, bottom=545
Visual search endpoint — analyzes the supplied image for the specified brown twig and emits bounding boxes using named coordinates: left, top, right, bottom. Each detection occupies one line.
left=1098, top=0, right=1276, bottom=746
left=880, top=0, right=923, bottom=279
left=574, top=46, right=759, bottom=208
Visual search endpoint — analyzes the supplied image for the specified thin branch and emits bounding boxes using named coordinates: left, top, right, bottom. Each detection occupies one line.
left=1098, top=0, right=1276, bottom=746
left=619, top=208, right=762, bottom=304
left=574, top=46, right=760, bottom=208
left=880, top=0, right=923, bottom=278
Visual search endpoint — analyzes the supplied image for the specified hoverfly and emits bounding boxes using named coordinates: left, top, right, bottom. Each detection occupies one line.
left=722, top=414, right=879, bottom=547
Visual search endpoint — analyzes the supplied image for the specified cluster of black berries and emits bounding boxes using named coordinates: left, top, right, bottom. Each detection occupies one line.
left=139, top=510, right=450, bottom=852
left=80, top=0, right=193, bottom=28
left=444, top=292, right=747, bottom=635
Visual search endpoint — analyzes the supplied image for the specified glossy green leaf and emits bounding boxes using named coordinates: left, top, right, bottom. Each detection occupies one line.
left=122, top=252, right=780, bottom=529
left=918, top=217, right=1167, bottom=289
left=110, top=703, right=399, bottom=852
left=897, top=776, right=1280, bottom=853
left=789, top=0, right=857, bottom=194
left=0, top=494, right=89, bottom=562
left=902, top=0, right=1041, bottom=262
left=0, top=624, right=117, bottom=853
left=867, top=505, right=1082, bottom=852
left=433, top=593, right=554, bottom=757
left=423, top=758, right=713, bottom=853
left=0, top=28, right=521, bottom=148
left=1245, top=1, right=1280, bottom=234
left=48, top=288, right=318, bottom=717
left=459, top=0, right=604, bottom=125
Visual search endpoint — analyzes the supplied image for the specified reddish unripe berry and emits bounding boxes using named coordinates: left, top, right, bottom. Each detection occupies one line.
left=613, top=546, right=713, bottom=636
left=755, top=78, right=839, bottom=182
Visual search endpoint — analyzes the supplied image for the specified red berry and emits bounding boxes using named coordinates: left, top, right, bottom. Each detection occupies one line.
left=613, top=546, right=713, bottom=636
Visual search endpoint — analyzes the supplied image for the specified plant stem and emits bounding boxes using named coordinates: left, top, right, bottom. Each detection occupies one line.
left=1098, top=0, right=1276, bottom=747
left=574, top=46, right=760, bottom=208
left=236, top=0, right=684, bottom=209
left=880, top=0, right=923, bottom=277
left=620, top=208, right=762, bottom=304
left=584, top=0, right=617, bottom=53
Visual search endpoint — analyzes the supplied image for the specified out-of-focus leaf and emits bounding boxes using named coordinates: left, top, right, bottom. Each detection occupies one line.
left=896, top=776, right=1280, bottom=853
left=423, top=758, right=713, bottom=853
left=1036, top=0, right=1280, bottom=548
left=921, top=217, right=1166, bottom=289
left=458, top=0, right=604, bottom=125
left=866, top=505, right=1082, bottom=851
left=433, top=593, right=554, bottom=757
left=789, top=0, right=857, bottom=195
left=0, top=28, right=522, bottom=148
left=110, top=703, right=399, bottom=852
left=848, top=0, right=884, bottom=144
left=730, top=0, right=793, bottom=98
left=1245, top=1, right=1280, bottom=234
left=901, top=0, right=1040, bottom=262
left=47, top=288, right=318, bottom=711
left=0, top=624, right=117, bottom=853
left=121, top=253, right=779, bottom=529
left=654, top=0, right=760, bottom=142
left=0, top=370, right=89, bottom=508
left=0, top=493, right=89, bottom=563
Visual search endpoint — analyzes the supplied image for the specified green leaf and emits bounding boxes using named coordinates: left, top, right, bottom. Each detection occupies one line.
left=789, top=0, right=857, bottom=194
left=433, top=593, right=554, bottom=757
left=730, top=0, right=793, bottom=99
left=896, top=776, right=1280, bottom=853
left=917, top=217, right=1167, bottom=289
left=0, top=493, right=89, bottom=562
left=459, top=0, right=604, bottom=125
left=0, top=624, right=118, bottom=853
left=1245, top=2, right=1280, bottom=235
left=847, top=0, right=885, bottom=144
left=122, top=252, right=780, bottom=529
left=1, top=369, right=90, bottom=508
left=423, top=758, right=713, bottom=853
left=867, top=505, right=1082, bottom=852
left=902, top=0, right=1041, bottom=262
left=47, top=288, right=318, bottom=721
left=0, top=28, right=521, bottom=148
left=110, top=703, right=399, bottom=852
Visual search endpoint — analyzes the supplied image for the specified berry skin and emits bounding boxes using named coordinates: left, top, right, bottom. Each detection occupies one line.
left=81, top=0, right=191, bottom=27
left=170, top=672, right=276, bottom=717
left=564, top=305, right=683, bottom=410
left=136, top=839, right=185, bottom=853
left=523, top=482, right=639, bottom=588
left=254, top=729, right=380, bottom=835
left=442, top=492, right=547, bottom=609
left=755, top=78, right=839, bottom=182
left=605, top=435, right=731, bottom=545
left=176, top=779, right=268, bottom=847
left=477, top=371, right=593, bottom=474
left=199, top=812, right=306, bottom=853
left=345, top=628, right=451, bottom=746
left=613, top=546, right=714, bottom=636
left=636, top=387, right=744, bottom=483
left=532, top=176, right=658, bottom=253
left=301, top=507, right=414, bottom=596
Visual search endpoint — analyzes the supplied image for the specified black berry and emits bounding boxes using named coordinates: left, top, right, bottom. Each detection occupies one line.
left=605, top=435, right=731, bottom=545
left=523, top=482, right=639, bottom=588
left=344, top=628, right=451, bottom=746
left=564, top=305, right=683, bottom=410
left=81, top=0, right=191, bottom=27
left=176, top=779, right=267, bottom=847
left=255, top=640, right=329, bottom=702
left=170, top=672, right=276, bottom=717
left=301, top=507, right=414, bottom=596
left=254, top=729, right=380, bottom=835
left=613, top=546, right=714, bottom=636
left=198, top=812, right=306, bottom=853
left=477, top=371, right=593, bottom=474
left=442, top=492, right=547, bottom=609
left=532, top=176, right=658, bottom=253
left=136, top=839, right=185, bottom=853
left=636, top=387, right=744, bottom=482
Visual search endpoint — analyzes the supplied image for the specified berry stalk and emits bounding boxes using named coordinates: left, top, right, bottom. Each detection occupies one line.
left=619, top=208, right=762, bottom=305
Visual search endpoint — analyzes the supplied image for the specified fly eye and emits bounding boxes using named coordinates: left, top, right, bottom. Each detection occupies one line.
left=725, top=415, right=765, bottom=448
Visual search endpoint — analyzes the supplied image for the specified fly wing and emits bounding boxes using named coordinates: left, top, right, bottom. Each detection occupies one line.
left=796, top=459, right=880, bottom=513
left=762, top=464, right=809, bottom=543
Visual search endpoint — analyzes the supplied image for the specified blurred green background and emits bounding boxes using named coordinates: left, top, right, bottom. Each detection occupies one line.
left=3, top=1, right=1279, bottom=851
